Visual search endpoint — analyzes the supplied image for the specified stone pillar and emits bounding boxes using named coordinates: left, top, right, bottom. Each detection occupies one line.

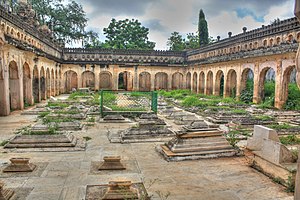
left=18, top=58, right=24, bottom=110
left=0, top=50, right=10, bottom=116
left=204, top=72, right=208, bottom=95
left=236, top=66, right=242, bottom=100
left=150, top=73, right=155, bottom=91
left=212, top=72, right=217, bottom=96
left=295, top=150, right=300, bottom=200
left=167, top=73, right=172, bottom=91
left=274, top=60, right=284, bottom=109
left=253, top=62, right=261, bottom=104
left=183, top=73, right=187, bottom=90
left=112, top=65, right=118, bottom=90
left=94, top=65, right=100, bottom=91
left=133, top=66, right=138, bottom=91
left=223, top=71, right=228, bottom=98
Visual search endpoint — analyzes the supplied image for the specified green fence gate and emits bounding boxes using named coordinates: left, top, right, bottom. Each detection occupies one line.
left=100, top=90, right=157, bottom=117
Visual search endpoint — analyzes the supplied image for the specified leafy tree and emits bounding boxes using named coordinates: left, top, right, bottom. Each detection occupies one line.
left=167, top=31, right=185, bottom=51
left=83, top=30, right=103, bottom=48
left=103, top=18, right=155, bottom=50
left=29, top=0, right=88, bottom=44
left=198, top=9, right=209, bottom=46
left=185, top=33, right=200, bottom=49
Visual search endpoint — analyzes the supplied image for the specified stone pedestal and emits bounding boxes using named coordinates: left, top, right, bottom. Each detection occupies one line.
left=99, top=156, right=126, bottom=170
left=3, top=158, right=36, bottom=172
left=102, top=181, right=138, bottom=200
left=0, top=182, right=14, bottom=200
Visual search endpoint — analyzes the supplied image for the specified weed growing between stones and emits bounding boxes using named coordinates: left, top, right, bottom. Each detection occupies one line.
left=0, top=140, right=8, bottom=146
left=279, top=135, right=300, bottom=145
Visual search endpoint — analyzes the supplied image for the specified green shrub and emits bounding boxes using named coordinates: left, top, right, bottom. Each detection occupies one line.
left=284, top=83, right=300, bottom=110
left=181, top=96, right=201, bottom=107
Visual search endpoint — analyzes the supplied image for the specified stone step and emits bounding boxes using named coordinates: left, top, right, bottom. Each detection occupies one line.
left=5, top=140, right=77, bottom=148
left=179, top=130, right=224, bottom=138
left=171, top=144, right=233, bottom=153
left=9, top=134, right=74, bottom=144
left=161, top=145, right=236, bottom=157
left=171, top=140, right=230, bottom=149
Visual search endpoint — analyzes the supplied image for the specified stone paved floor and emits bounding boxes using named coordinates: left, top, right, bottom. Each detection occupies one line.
left=0, top=101, right=294, bottom=200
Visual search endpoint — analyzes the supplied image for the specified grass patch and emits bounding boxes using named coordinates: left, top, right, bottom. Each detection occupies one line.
left=47, top=102, right=69, bottom=108
left=109, top=105, right=147, bottom=112
left=0, top=140, right=8, bottom=146
left=268, top=123, right=294, bottom=130
left=253, top=115, right=274, bottom=121
left=83, top=136, right=92, bottom=141
left=38, top=111, right=50, bottom=118
left=279, top=135, right=300, bottom=145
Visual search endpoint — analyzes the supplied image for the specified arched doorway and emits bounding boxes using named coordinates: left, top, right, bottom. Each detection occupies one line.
left=281, top=66, right=299, bottom=109
left=99, top=71, right=112, bottom=90
left=186, top=72, right=191, bottom=90
left=32, top=66, right=39, bottom=103
left=118, top=71, right=133, bottom=91
left=154, top=72, right=168, bottom=90
left=198, top=72, right=205, bottom=94
left=259, top=67, right=276, bottom=105
left=192, top=72, right=197, bottom=93
left=225, top=69, right=237, bottom=98
left=40, top=67, right=46, bottom=100
left=9, top=61, right=21, bottom=111
left=139, top=72, right=151, bottom=91
left=82, top=71, right=95, bottom=89
left=240, top=68, right=254, bottom=103
left=215, top=70, right=224, bottom=96
left=46, top=68, right=51, bottom=98
left=206, top=71, right=213, bottom=95
left=23, top=63, right=32, bottom=106
left=64, top=70, right=78, bottom=93
left=172, top=72, right=184, bottom=90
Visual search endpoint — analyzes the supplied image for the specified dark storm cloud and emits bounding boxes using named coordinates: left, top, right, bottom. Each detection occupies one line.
left=77, top=0, right=158, bottom=17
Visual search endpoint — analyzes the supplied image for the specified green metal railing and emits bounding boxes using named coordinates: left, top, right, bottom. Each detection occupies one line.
left=100, top=90, right=157, bottom=117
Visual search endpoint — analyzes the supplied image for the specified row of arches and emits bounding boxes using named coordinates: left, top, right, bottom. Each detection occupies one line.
left=0, top=61, right=62, bottom=115
left=185, top=65, right=296, bottom=108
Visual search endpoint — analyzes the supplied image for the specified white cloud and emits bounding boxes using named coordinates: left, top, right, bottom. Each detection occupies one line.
left=74, top=0, right=295, bottom=50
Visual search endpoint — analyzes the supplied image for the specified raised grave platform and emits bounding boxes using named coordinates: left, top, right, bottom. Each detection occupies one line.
left=4, top=133, right=85, bottom=152
left=86, top=181, right=149, bottom=200
left=158, top=128, right=238, bottom=161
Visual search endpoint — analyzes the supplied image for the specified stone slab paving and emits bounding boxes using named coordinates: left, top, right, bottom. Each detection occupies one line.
left=0, top=107, right=294, bottom=199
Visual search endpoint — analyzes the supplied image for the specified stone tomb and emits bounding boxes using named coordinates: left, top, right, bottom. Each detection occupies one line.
left=174, top=114, right=203, bottom=126
left=99, top=114, right=131, bottom=123
left=0, top=182, right=14, bottom=200
left=86, top=181, right=149, bottom=200
left=159, top=106, right=181, bottom=116
left=21, top=107, right=50, bottom=115
left=120, top=119, right=174, bottom=143
left=247, top=125, right=297, bottom=186
left=4, top=133, right=85, bottom=151
left=158, top=128, right=237, bottom=161
left=30, top=121, right=83, bottom=133
left=98, top=156, right=126, bottom=170
left=165, top=111, right=192, bottom=120
left=3, top=158, right=36, bottom=172
left=137, top=113, right=166, bottom=125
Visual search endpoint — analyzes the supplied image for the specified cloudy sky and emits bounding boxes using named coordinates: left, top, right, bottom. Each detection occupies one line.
left=75, top=0, right=295, bottom=50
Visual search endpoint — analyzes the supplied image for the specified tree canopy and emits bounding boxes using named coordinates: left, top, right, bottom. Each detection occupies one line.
left=29, top=0, right=88, bottom=44
left=102, top=18, right=155, bottom=50
left=198, top=9, right=209, bottom=46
